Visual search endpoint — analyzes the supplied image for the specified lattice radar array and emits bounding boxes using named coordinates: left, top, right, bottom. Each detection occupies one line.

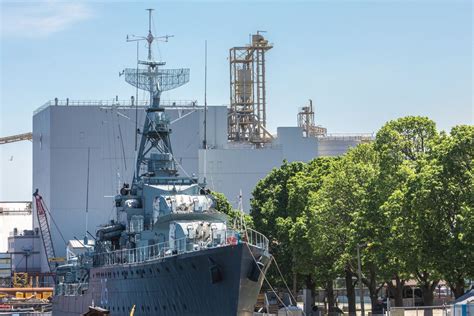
left=124, top=68, right=190, bottom=93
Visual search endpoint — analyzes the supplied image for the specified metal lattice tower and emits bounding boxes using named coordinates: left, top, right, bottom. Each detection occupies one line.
left=228, top=33, right=273, bottom=146
left=123, top=9, right=190, bottom=181
left=33, top=190, right=57, bottom=274
left=297, top=99, right=327, bottom=137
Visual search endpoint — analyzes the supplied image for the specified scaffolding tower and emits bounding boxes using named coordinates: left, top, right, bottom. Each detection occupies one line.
left=297, top=99, right=327, bottom=137
left=228, top=33, right=273, bottom=145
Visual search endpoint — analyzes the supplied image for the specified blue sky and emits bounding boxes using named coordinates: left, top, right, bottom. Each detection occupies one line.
left=0, top=0, right=472, bottom=200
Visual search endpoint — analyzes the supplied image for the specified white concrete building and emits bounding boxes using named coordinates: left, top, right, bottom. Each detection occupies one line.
left=32, top=100, right=370, bottom=269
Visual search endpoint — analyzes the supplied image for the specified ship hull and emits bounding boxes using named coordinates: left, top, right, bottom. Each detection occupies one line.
left=52, top=243, right=270, bottom=315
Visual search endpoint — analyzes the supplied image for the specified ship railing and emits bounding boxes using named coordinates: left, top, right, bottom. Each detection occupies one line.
left=93, top=228, right=269, bottom=267
left=230, top=221, right=270, bottom=252
left=55, top=281, right=89, bottom=296
left=244, top=228, right=269, bottom=252
left=56, top=283, right=81, bottom=296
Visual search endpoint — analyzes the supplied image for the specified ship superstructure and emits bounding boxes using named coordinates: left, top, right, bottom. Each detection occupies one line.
left=52, top=9, right=271, bottom=316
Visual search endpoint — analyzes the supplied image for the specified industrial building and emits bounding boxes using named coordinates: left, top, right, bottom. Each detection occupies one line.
left=7, top=229, right=42, bottom=276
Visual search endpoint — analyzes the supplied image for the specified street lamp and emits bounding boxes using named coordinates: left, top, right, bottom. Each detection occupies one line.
left=357, top=243, right=367, bottom=316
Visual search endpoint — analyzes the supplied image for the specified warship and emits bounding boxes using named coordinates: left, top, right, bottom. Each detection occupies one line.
left=51, top=9, right=271, bottom=316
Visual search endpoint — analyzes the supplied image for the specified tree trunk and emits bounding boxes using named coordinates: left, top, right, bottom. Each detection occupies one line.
left=362, top=264, right=383, bottom=312
left=416, top=271, right=439, bottom=316
left=292, top=272, right=297, bottom=301
left=305, top=274, right=316, bottom=304
left=387, top=275, right=405, bottom=307
left=449, top=278, right=465, bottom=299
left=345, top=267, right=357, bottom=316
left=369, top=289, right=379, bottom=313
left=421, top=287, right=435, bottom=316
left=326, top=280, right=336, bottom=316
left=421, top=288, right=434, bottom=306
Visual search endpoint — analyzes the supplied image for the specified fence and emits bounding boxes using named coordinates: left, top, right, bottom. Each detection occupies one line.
left=389, top=305, right=450, bottom=316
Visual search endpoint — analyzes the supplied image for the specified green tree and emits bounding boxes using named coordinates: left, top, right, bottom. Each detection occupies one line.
left=212, top=191, right=254, bottom=228
left=250, top=158, right=336, bottom=303
left=251, top=161, right=308, bottom=289
left=302, top=144, right=385, bottom=313
left=375, top=116, right=440, bottom=306
left=287, top=158, right=338, bottom=308
left=248, top=116, right=471, bottom=313
left=408, top=125, right=474, bottom=299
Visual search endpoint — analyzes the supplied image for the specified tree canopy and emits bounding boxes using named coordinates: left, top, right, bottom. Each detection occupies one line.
left=249, top=117, right=473, bottom=310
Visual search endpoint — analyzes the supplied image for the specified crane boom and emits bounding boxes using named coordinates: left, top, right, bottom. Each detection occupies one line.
left=0, top=132, right=32, bottom=145
left=33, top=190, right=57, bottom=274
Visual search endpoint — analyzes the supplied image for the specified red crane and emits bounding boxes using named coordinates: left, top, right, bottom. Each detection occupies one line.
left=33, top=189, right=57, bottom=274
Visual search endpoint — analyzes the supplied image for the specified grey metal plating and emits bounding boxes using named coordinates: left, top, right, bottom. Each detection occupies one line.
left=53, top=244, right=270, bottom=315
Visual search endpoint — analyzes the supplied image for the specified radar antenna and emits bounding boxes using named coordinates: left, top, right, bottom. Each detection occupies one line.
left=123, top=9, right=190, bottom=183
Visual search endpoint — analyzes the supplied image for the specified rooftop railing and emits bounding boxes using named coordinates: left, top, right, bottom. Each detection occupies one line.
left=34, top=99, right=200, bottom=114
left=92, top=228, right=269, bottom=268
left=317, top=133, right=375, bottom=141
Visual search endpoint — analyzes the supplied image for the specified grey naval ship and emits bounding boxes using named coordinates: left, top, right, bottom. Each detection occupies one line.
left=52, top=9, right=271, bottom=316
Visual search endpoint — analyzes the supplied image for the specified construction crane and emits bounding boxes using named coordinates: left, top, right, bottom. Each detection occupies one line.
left=0, top=132, right=32, bottom=145
left=33, top=190, right=57, bottom=275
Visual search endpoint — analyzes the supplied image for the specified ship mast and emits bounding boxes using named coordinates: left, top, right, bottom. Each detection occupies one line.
left=146, top=8, right=153, bottom=61
left=123, top=9, right=190, bottom=187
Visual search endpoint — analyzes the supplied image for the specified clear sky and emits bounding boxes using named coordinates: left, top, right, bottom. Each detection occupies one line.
left=0, top=0, right=472, bottom=200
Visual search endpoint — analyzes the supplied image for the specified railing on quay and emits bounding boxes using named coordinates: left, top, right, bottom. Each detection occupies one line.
left=92, top=229, right=269, bottom=268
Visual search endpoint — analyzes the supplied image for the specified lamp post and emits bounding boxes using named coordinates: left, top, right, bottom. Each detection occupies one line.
left=357, top=243, right=366, bottom=316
